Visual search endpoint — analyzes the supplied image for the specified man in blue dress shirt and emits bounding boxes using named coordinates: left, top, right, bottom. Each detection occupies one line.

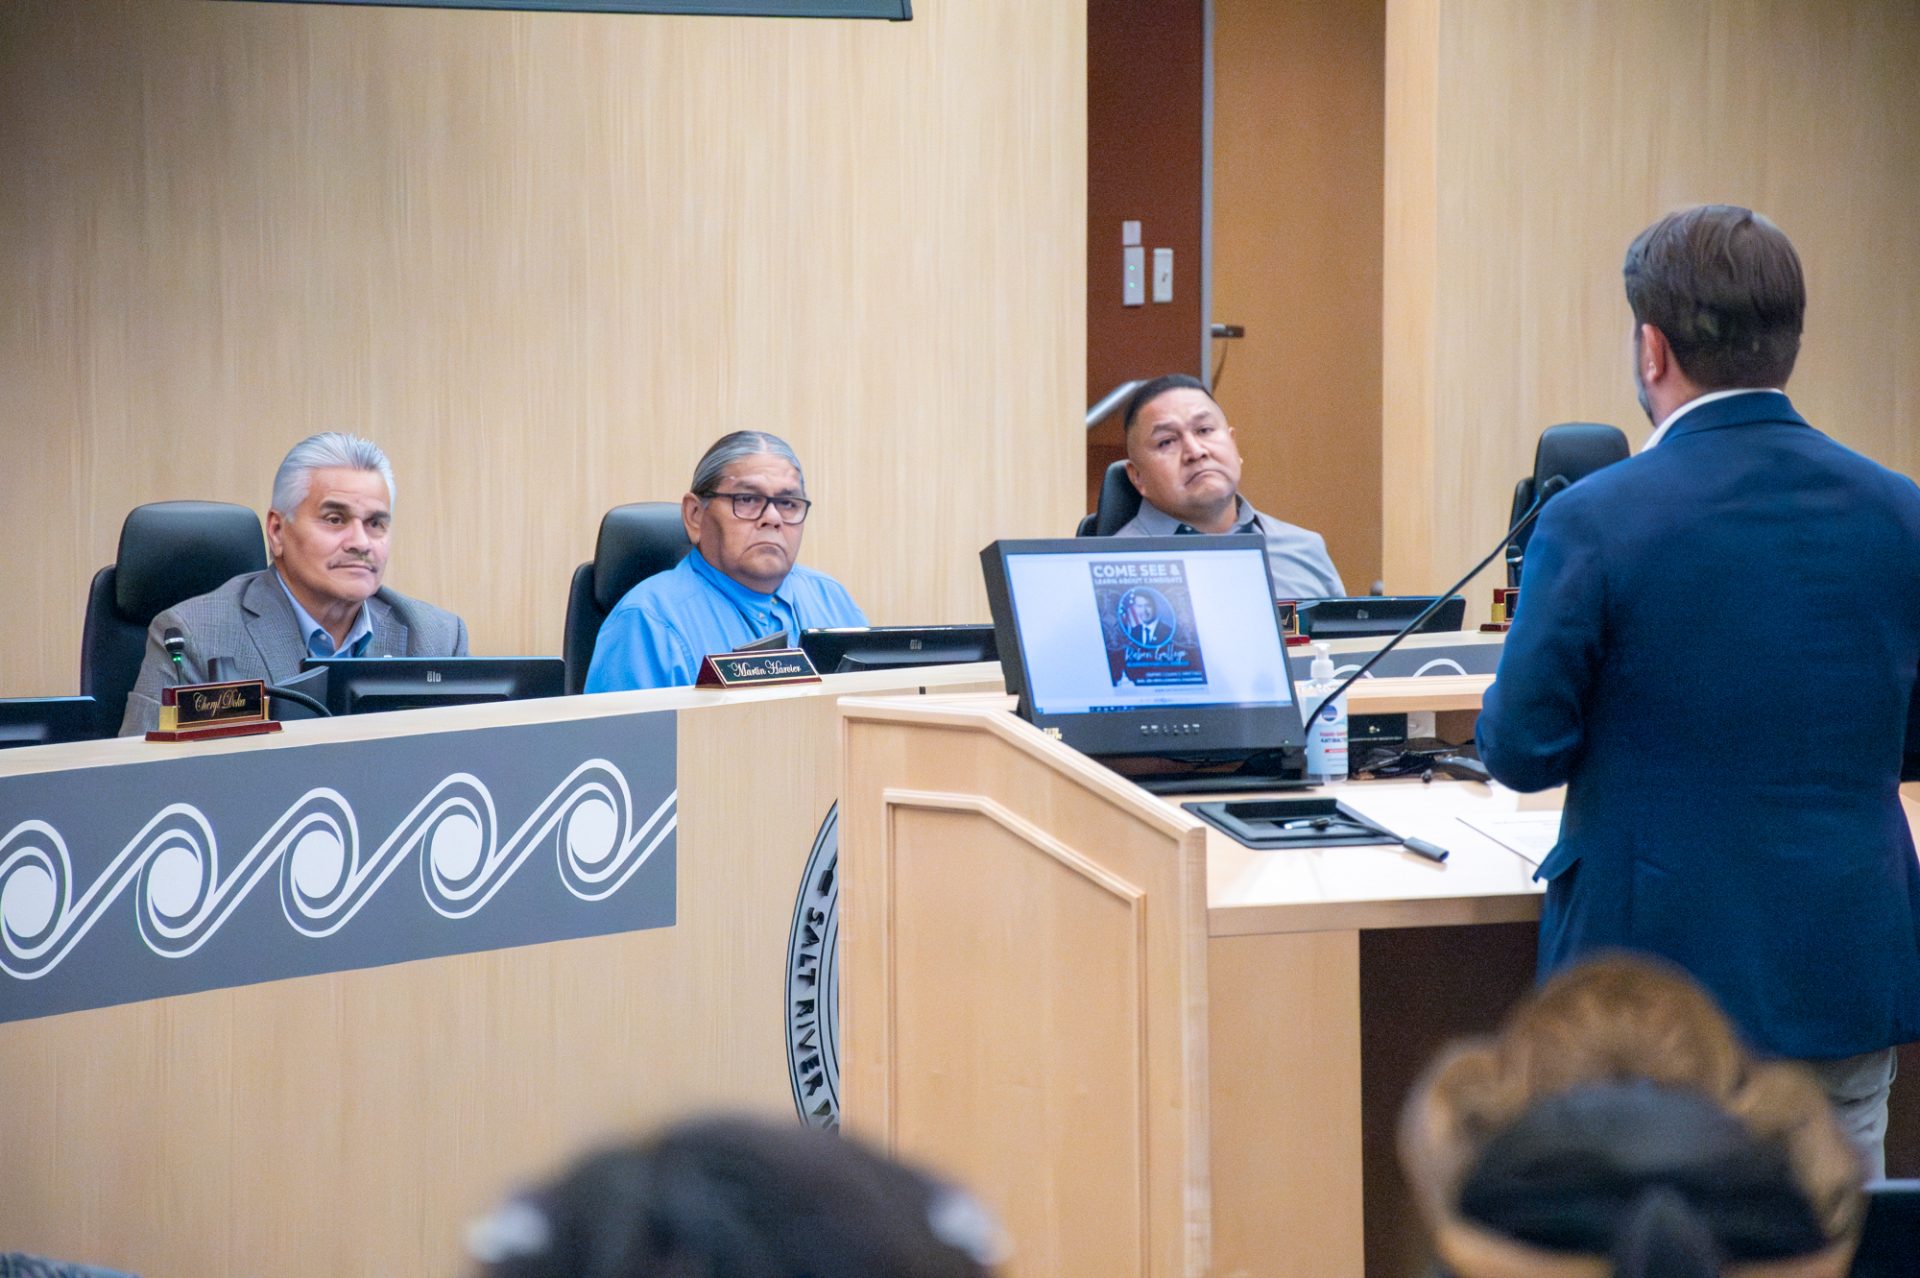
left=585, top=431, right=868, bottom=691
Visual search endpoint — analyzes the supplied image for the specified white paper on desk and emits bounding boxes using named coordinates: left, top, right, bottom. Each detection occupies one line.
left=1457, top=813, right=1562, bottom=867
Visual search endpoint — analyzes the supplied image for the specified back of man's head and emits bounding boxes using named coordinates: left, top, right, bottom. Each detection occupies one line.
left=1623, top=205, right=1805, bottom=390
left=470, top=1114, right=1004, bottom=1278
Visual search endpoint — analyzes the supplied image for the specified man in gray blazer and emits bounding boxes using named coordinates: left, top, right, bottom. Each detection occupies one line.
left=119, top=433, right=469, bottom=734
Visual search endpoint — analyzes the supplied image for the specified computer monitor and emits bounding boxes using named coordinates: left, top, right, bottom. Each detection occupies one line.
left=0, top=696, right=101, bottom=749
left=799, top=625, right=998, bottom=674
left=981, top=536, right=1305, bottom=761
left=301, top=656, right=566, bottom=717
left=1296, top=595, right=1466, bottom=639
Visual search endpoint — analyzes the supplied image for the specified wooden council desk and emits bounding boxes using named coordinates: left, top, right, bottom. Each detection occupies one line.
left=0, top=663, right=999, bottom=1277
left=837, top=687, right=1920, bottom=1278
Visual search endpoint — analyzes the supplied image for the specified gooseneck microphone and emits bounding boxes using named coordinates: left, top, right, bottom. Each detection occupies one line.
left=1300, top=474, right=1571, bottom=729
left=162, top=627, right=188, bottom=683
left=162, top=625, right=330, bottom=716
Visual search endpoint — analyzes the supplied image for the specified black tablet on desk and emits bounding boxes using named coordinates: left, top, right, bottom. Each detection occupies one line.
left=1296, top=595, right=1466, bottom=639
left=0, top=696, right=100, bottom=749
left=799, top=625, right=997, bottom=673
left=300, top=656, right=565, bottom=716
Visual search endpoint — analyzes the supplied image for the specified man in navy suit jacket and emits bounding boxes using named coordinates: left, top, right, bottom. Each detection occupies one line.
left=1477, top=205, right=1920, bottom=1177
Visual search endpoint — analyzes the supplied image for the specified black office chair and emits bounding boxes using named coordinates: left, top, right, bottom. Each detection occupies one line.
left=1075, top=460, right=1144, bottom=536
left=79, top=501, right=267, bottom=735
left=1505, top=422, right=1630, bottom=586
left=1852, top=1179, right=1920, bottom=1277
left=562, top=502, right=694, bottom=694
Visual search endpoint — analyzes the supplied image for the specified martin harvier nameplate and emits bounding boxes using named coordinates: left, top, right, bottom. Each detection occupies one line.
left=694, top=648, right=823, bottom=689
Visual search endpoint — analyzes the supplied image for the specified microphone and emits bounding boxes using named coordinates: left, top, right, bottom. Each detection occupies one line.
left=162, top=627, right=188, bottom=683
left=1300, top=473, right=1571, bottom=730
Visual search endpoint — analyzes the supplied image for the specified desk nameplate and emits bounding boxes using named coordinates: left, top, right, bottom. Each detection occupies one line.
left=150, top=678, right=281, bottom=742
left=696, top=648, right=822, bottom=688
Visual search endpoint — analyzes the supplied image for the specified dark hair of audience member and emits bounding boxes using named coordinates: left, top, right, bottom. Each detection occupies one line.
left=1399, top=954, right=1866, bottom=1278
left=1121, top=373, right=1213, bottom=432
left=468, top=1114, right=1005, bottom=1278
left=1622, top=204, right=1805, bottom=389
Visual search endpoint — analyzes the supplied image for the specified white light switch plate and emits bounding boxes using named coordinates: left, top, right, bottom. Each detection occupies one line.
left=1123, top=244, right=1145, bottom=306
left=1151, top=248, right=1173, bottom=302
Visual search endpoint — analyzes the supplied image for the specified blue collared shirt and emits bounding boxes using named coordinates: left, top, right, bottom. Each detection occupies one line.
left=584, top=549, right=869, bottom=691
left=275, top=570, right=374, bottom=659
left=1113, top=497, right=1345, bottom=601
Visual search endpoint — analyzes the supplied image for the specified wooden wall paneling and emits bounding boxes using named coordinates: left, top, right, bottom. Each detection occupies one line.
left=1381, top=0, right=1441, bottom=595
left=1206, top=929, right=1365, bottom=1278
left=1211, top=0, right=1387, bottom=593
left=0, top=0, right=1086, bottom=697
left=1383, top=0, right=1920, bottom=595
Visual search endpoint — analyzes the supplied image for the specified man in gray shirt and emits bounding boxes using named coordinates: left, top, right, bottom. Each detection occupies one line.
left=1111, top=374, right=1344, bottom=601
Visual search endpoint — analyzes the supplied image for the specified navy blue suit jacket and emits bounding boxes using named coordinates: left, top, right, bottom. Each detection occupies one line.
left=1477, top=391, right=1920, bottom=1059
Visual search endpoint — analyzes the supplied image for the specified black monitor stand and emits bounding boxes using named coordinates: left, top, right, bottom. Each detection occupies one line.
left=1103, top=748, right=1311, bottom=796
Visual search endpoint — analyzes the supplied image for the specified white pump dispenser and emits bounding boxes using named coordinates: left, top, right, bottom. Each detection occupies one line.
left=1304, top=642, right=1349, bottom=784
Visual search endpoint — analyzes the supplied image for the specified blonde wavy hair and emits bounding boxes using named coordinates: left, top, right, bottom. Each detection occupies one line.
left=1399, top=954, right=1865, bottom=1278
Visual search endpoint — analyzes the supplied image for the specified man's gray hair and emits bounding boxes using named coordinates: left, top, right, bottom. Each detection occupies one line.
left=689, top=431, right=806, bottom=494
left=271, top=433, right=396, bottom=515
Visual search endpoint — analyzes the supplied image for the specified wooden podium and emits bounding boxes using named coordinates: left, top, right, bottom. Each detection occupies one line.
left=838, top=682, right=1555, bottom=1278
left=840, top=681, right=1920, bottom=1278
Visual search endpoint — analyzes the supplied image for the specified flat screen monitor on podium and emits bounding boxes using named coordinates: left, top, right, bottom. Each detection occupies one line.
left=981, top=535, right=1304, bottom=764
left=800, top=625, right=997, bottom=673
left=300, top=657, right=565, bottom=717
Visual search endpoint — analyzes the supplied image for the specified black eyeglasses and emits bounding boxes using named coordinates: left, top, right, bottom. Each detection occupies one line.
left=700, top=490, right=813, bottom=525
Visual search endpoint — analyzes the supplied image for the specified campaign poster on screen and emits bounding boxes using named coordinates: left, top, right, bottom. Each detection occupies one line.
left=1090, top=559, right=1208, bottom=687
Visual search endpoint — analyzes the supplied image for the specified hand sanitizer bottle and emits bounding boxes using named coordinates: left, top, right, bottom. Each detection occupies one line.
left=1304, top=642, right=1349, bottom=785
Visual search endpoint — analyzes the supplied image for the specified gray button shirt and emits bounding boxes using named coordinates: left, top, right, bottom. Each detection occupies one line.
left=1113, top=498, right=1345, bottom=601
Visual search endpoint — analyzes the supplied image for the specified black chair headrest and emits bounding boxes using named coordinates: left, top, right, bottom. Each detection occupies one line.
left=592, top=503, right=693, bottom=611
left=1092, top=460, right=1144, bottom=536
left=1533, top=422, right=1630, bottom=492
left=114, top=501, right=267, bottom=622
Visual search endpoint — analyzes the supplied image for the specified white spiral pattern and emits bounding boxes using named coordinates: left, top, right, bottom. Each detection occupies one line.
left=0, top=760, right=674, bottom=981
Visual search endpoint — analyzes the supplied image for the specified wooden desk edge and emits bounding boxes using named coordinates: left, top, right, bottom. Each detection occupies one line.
left=1208, top=891, right=1543, bottom=937
left=0, top=662, right=1005, bottom=779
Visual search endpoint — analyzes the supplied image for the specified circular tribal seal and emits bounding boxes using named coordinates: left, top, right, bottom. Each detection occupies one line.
left=786, top=803, right=840, bottom=1129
